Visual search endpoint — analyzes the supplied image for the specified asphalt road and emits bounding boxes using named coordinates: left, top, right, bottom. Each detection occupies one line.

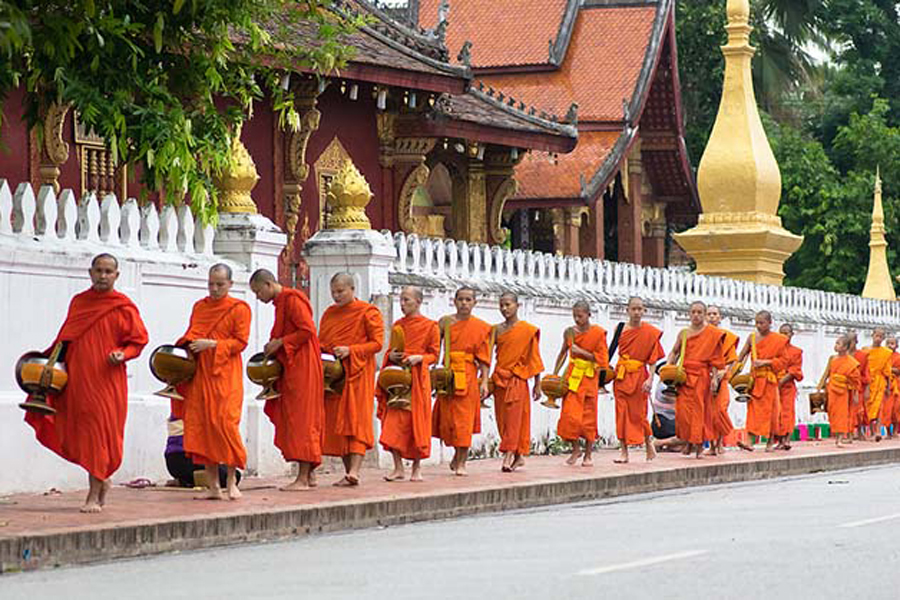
left=5, top=465, right=900, bottom=599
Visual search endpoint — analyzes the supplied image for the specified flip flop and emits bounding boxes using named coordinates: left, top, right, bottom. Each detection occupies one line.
left=123, top=478, right=154, bottom=489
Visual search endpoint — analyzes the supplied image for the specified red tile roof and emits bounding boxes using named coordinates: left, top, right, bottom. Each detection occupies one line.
left=418, top=0, right=570, bottom=68
left=516, top=131, right=620, bottom=200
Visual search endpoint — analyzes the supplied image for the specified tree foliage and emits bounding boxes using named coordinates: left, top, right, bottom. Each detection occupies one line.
left=0, top=1, right=363, bottom=221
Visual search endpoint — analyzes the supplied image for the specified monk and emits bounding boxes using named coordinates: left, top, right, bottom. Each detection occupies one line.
left=378, top=286, right=439, bottom=482
left=613, top=296, right=663, bottom=463
left=820, top=335, right=860, bottom=447
left=178, top=264, right=251, bottom=500
left=737, top=311, right=788, bottom=452
left=319, top=272, right=384, bottom=486
left=249, top=268, right=324, bottom=491
left=492, top=292, right=543, bottom=472
left=707, top=305, right=738, bottom=455
left=847, top=332, right=870, bottom=440
left=25, top=254, right=148, bottom=513
left=863, top=328, right=892, bottom=441
left=432, top=287, right=492, bottom=477
left=775, top=323, right=803, bottom=450
left=554, top=301, right=609, bottom=467
left=887, top=337, right=900, bottom=438
left=667, top=301, right=724, bottom=459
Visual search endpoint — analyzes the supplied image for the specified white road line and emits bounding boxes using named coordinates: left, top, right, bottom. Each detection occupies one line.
left=576, top=550, right=709, bottom=576
left=838, top=513, right=900, bottom=529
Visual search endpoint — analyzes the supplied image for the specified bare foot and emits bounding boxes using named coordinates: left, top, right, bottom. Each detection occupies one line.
left=195, top=487, right=223, bottom=500
left=449, top=454, right=459, bottom=472
left=454, top=464, right=468, bottom=476
left=694, top=445, right=704, bottom=459
left=511, top=456, right=525, bottom=471
left=614, top=447, right=629, bottom=464
left=227, top=485, right=242, bottom=500
left=280, top=479, right=312, bottom=492
left=764, top=442, right=775, bottom=453
left=333, top=475, right=359, bottom=487
left=410, top=471, right=423, bottom=482
left=79, top=502, right=102, bottom=513
left=308, top=471, right=318, bottom=488
left=566, top=446, right=583, bottom=466
left=98, top=480, right=111, bottom=507
left=383, top=471, right=406, bottom=482
left=582, top=455, right=594, bottom=467
left=646, top=442, right=658, bottom=462
left=738, top=441, right=755, bottom=452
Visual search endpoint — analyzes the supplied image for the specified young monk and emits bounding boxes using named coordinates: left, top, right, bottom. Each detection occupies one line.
left=492, top=292, right=543, bottom=472
left=178, top=264, right=251, bottom=501
left=613, top=296, right=663, bottom=463
left=432, top=287, right=492, bottom=476
left=319, top=272, right=384, bottom=486
left=775, top=323, right=803, bottom=451
left=249, top=268, right=324, bottom=491
left=847, top=332, right=870, bottom=440
left=887, top=337, right=900, bottom=438
left=737, top=310, right=788, bottom=453
left=706, top=305, right=737, bottom=455
left=667, top=301, right=724, bottom=459
left=554, top=301, right=609, bottom=467
left=25, top=254, right=148, bottom=513
left=379, top=286, right=439, bottom=482
left=820, top=335, right=860, bottom=447
left=864, top=328, right=892, bottom=441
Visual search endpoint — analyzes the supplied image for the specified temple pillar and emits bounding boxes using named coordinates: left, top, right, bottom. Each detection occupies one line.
left=38, top=103, right=70, bottom=194
left=550, top=206, right=586, bottom=256
left=618, top=143, right=643, bottom=265
left=394, top=137, right=441, bottom=237
left=455, top=150, right=487, bottom=243
left=642, top=201, right=667, bottom=268
left=580, top=195, right=605, bottom=260
left=376, top=112, right=397, bottom=231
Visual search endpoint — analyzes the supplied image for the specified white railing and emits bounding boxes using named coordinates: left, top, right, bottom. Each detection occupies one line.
left=0, top=179, right=215, bottom=257
left=386, top=231, right=900, bottom=327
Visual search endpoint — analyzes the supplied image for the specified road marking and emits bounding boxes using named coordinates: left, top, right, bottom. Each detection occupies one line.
left=838, top=513, right=900, bottom=529
left=576, top=550, right=709, bottom=576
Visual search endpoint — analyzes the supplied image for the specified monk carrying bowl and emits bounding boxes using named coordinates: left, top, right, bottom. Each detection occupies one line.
left=150, top=344, right=196, bottom=400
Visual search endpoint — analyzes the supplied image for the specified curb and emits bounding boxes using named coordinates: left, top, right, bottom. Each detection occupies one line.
left=3, top=446, right=899, bottom=573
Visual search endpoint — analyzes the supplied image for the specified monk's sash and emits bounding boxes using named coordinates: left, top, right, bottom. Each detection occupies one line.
left=830, top=373, right=850, bottom=390
left=567, top=357, right=596, bottom=392
left=449, top=351, right=474, bottom=392
left=615, top=357, right=644, bottom=381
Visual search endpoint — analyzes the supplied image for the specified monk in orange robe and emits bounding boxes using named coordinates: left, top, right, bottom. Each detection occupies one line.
left=319, top=272, right=384, bottom=486
left=847, top=332, right=869, bottom=439
left=25, top=254, right=148, bottom=513
left=863, top=328, right=892, bottom=440
left=432, top=287, right=492, bottom=477
left=378, top=286, right=439, bottom=482
left=737, top=310, right=788, bottom=452
left=775, top=323, right=803, bottom=450
left=706, top=306, right=737, bottom=455
left=492, top=292, right=543, bottom=472
left=668, top=301, right=724, bottom=459
left=613, top=296, right=663, bottom=463
left=250, top=268, right=324, bottom=491
left=887, top=337, right=900, bottom=438
left=554, top=300, right=609, bottom=467
left=821, top=335, right=860, bottom=446
left=177, top=264, right=251, bottom=500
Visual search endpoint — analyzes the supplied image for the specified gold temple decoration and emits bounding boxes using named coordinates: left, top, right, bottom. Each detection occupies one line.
left=315, top=136, right=352, bottom=226
left=674, top=0, right=802, bottom=285
left=863, top=168, right=896, bottom=300
left=215, top=127, right=259, bottom=213
left=74, top=112, right=125, bottom=200
left=39, top=103, right=70, bottom=194
left=325, top=159, right=373, bottom=229
left=283, top=81, right=322, bottom=258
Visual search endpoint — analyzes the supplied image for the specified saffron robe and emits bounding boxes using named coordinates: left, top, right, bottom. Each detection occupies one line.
left=319, top=299, right=384, bottom=456
left=675, top=326, right=724, bottom=445
left=378, top=315, right=439, bottom=460
left=826, top=355, right=860, bottom=435
left=853, top=349, right=869, bottom=428
left=26, top=289, right=148, bottom=480
left=865, top=346, right=892, bottom=422
left=711, top=329, right=738, bottom=439
left=776, top=344, right=804, bottom=437
left=178, top=296, right=251, bottom=468
left=613, top=323, right=664, bottom=445
left=492, top=321, right=543, bottom=455
left=431, top=316, right=492, bottom=447
left=746, top=332, right=788, bottom=439
left=889, top=353, right=900, bottom=428
left=557, top=325, right=609, bottom=443
left=264, top=288, right=324, bottom=465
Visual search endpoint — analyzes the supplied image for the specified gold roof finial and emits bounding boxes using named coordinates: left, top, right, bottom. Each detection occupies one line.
left=325, top=159, right=373, bottom=229
left=863, top=166, right=895, bottom=300
left=215, top=125, right=260, bottom=214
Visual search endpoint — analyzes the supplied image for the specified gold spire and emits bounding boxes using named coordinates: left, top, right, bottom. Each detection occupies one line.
left=862, top=167, right=896, bottom=300
left=673, top=0, right=802, bottom=286
left=215, top=126, right=260, bottom=214
left=325, top=159, right=373, bottom=229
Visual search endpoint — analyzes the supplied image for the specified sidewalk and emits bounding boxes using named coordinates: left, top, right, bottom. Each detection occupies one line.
left=3, top=439, right=900, bottom=573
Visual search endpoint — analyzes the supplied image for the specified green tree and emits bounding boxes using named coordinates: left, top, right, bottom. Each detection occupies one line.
left=0, top=1, right=363, bottom=220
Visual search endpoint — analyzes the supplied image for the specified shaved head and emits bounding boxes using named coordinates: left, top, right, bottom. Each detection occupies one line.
left=573, top=300, right=591, bottom=314
left=210, top=263, right=233, bottom=281
left=250, top=268, right=277, bottom=285
left=455, top=286, right=477, bottom=300
left=331, top=271, right=355, bottom=289
left=403, top=285, right=424, bottom=302
left=92, top=253, right=119, bottom=269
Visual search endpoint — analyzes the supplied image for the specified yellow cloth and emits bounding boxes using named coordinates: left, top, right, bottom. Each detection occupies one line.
left=449, top=351, right=473, bottom=391
left=567, top=357, right=596, bottom=392
left=616, top=358, right=644, bottom=381
left=831, top=373, right=849, bottom=390
left=754, top=365, right=778, bottom=384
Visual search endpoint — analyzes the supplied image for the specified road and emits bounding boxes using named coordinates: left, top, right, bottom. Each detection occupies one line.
left=5, top=465, right=900, bottom=599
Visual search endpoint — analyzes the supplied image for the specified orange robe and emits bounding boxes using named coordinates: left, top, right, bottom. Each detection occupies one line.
left=26, top=289, right=148, bottom=480
left=776, top=344, right=804, bottom=437
left=675, top=326, right=724, bottom=445
left=826, top=355, right=860, bottom=435
left=264, top=288, right=324, bottom=465
left=378, top=315, right=439, bottom=460
left=319, top=299, right=384, bottom=456
left=746, top=332, right=788, bottom=439
left=711, top=329, right=738, bottom=439
left=432, top=316, right=492, bottom=447
left=865, top=346, right=892, bottom=422
left=890, top=353, right=900, bottom=429
left=613, top=323, right=664, bottom=445
left=853, top=349, right=869, bottom=428
left=492, top=321, right=543, bottom=455
left=178, top=296, right=251, bottom=468
left=557, top=325, right=609, bottom=443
